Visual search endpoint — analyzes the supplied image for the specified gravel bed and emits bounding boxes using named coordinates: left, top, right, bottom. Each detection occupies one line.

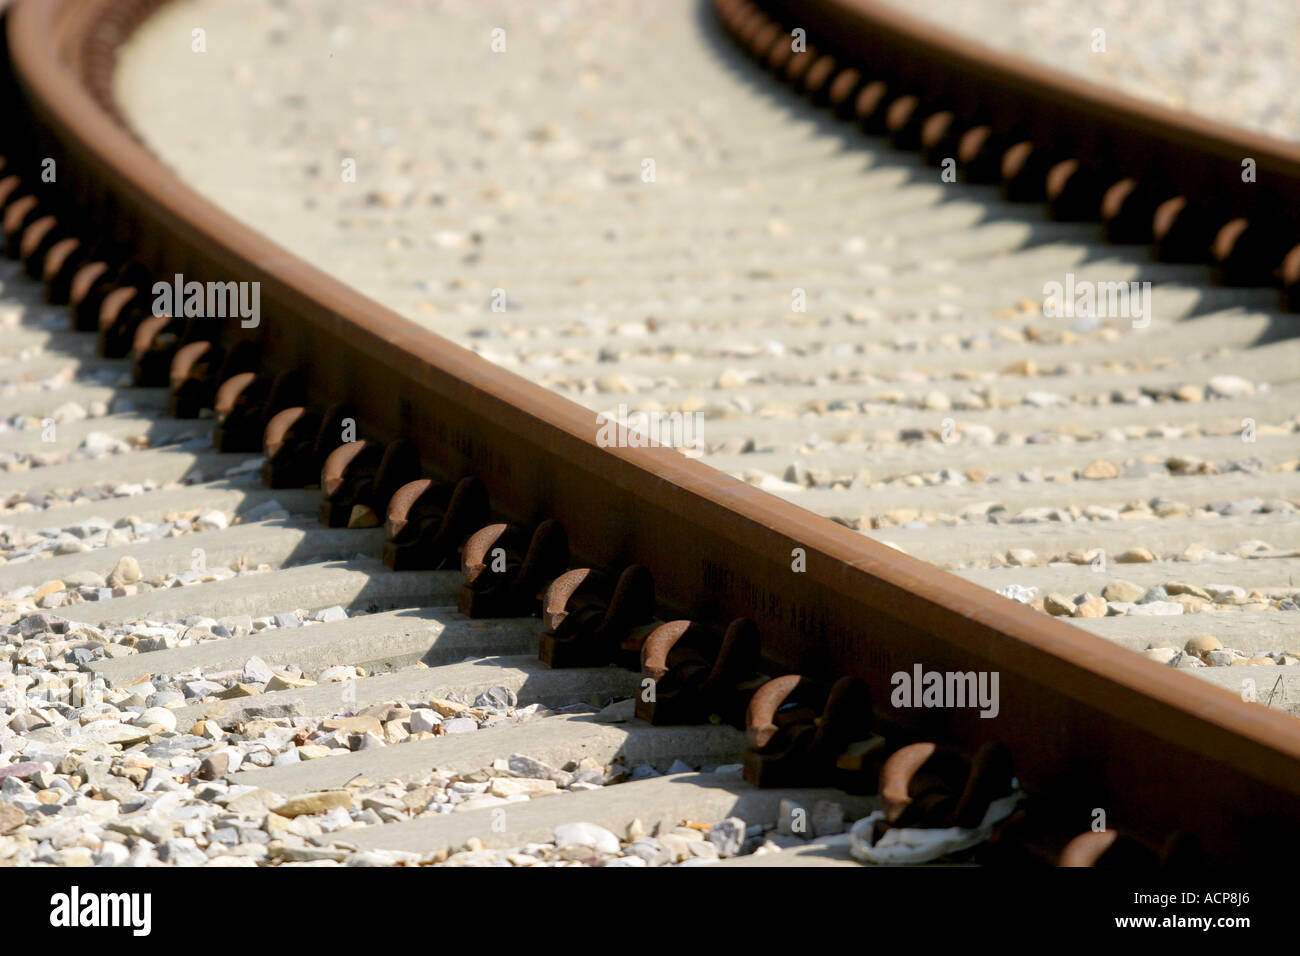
left=427, top=790, right=853, bottom=867
left=0, top=597, right=621, bottom=866
left=742, top=457, right=1298, bottom=502
left=998, top=576, right=1300, bottom=626
left=1, top=455, right=262, bottom=518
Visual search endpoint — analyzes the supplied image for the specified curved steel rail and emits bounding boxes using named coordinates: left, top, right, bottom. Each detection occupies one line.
left=2, top=0, right=1298, bottom=861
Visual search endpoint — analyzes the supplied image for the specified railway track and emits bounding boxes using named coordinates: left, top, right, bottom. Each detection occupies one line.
left=110, top=0, right=1300, bottom=713
left=0, top=0, right=1297, bottom=871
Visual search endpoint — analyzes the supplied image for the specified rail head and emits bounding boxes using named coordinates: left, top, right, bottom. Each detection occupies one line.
left=8, top=0, right=1300, bottom=859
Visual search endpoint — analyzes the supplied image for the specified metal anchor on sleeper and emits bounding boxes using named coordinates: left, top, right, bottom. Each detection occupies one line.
left=382, top=475, right=489, bottom=571
left=94, top=261, right=157, bottom=358
left=538, top=565, right=656, bottom=669
left=458, top=520, right=568, bottom=618
left=877, top=740, right=1016, bottom=832
left=212, top=367, right=304, bottom=453
left=744, top=674, right=877, bottom=789
left=131, top=314, right=223, bottom=388
left=318, top=437, right=420, bottom=528
left=261, top=402, right=355, bottom=489
left=169, top=338, right=258, bottom=419
left=636, top=617, right=762, bottom=726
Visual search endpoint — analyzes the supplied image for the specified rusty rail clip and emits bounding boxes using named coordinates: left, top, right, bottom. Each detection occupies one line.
left=55, top=245, right=106, bottom=313
left=96, top=267, right=155, bottom=359
left=382, top=475, right=488, bottom=570
left=744, top=674, right=875, bottom=789
left=258, top=400, right=353, bottom=489
left=318, top=437, right=419, bottom=528
left=876, top=740, right=1015, bottom=839
left=70, top=255, right=149, bottom=335
left=538, top=565, right=656, bottom=668
left=262, top=402, right=356, bottom=489
left=132, top=315, right=217, bottom=387
left=1, top=185, right=42, bottom=259
left=130, top=312, right=184, bottom=386
left=19, top=210, right=66, bottom=281
left=169, top=338, right=258, bottom=419
left=9, top=195, right=46, bottom=261
left=212, top=369, right=304, bottom=453
left=41, top=236, right=99, bottom=305
left=458, top=520, right=569, bottom=618
left=262, top=406, right=321, bottom=488
left=636, top=617, right=761, bottom=725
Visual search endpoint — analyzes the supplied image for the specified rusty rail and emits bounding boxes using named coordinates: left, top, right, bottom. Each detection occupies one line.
left=2, top=0, right=1299, bottom=862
